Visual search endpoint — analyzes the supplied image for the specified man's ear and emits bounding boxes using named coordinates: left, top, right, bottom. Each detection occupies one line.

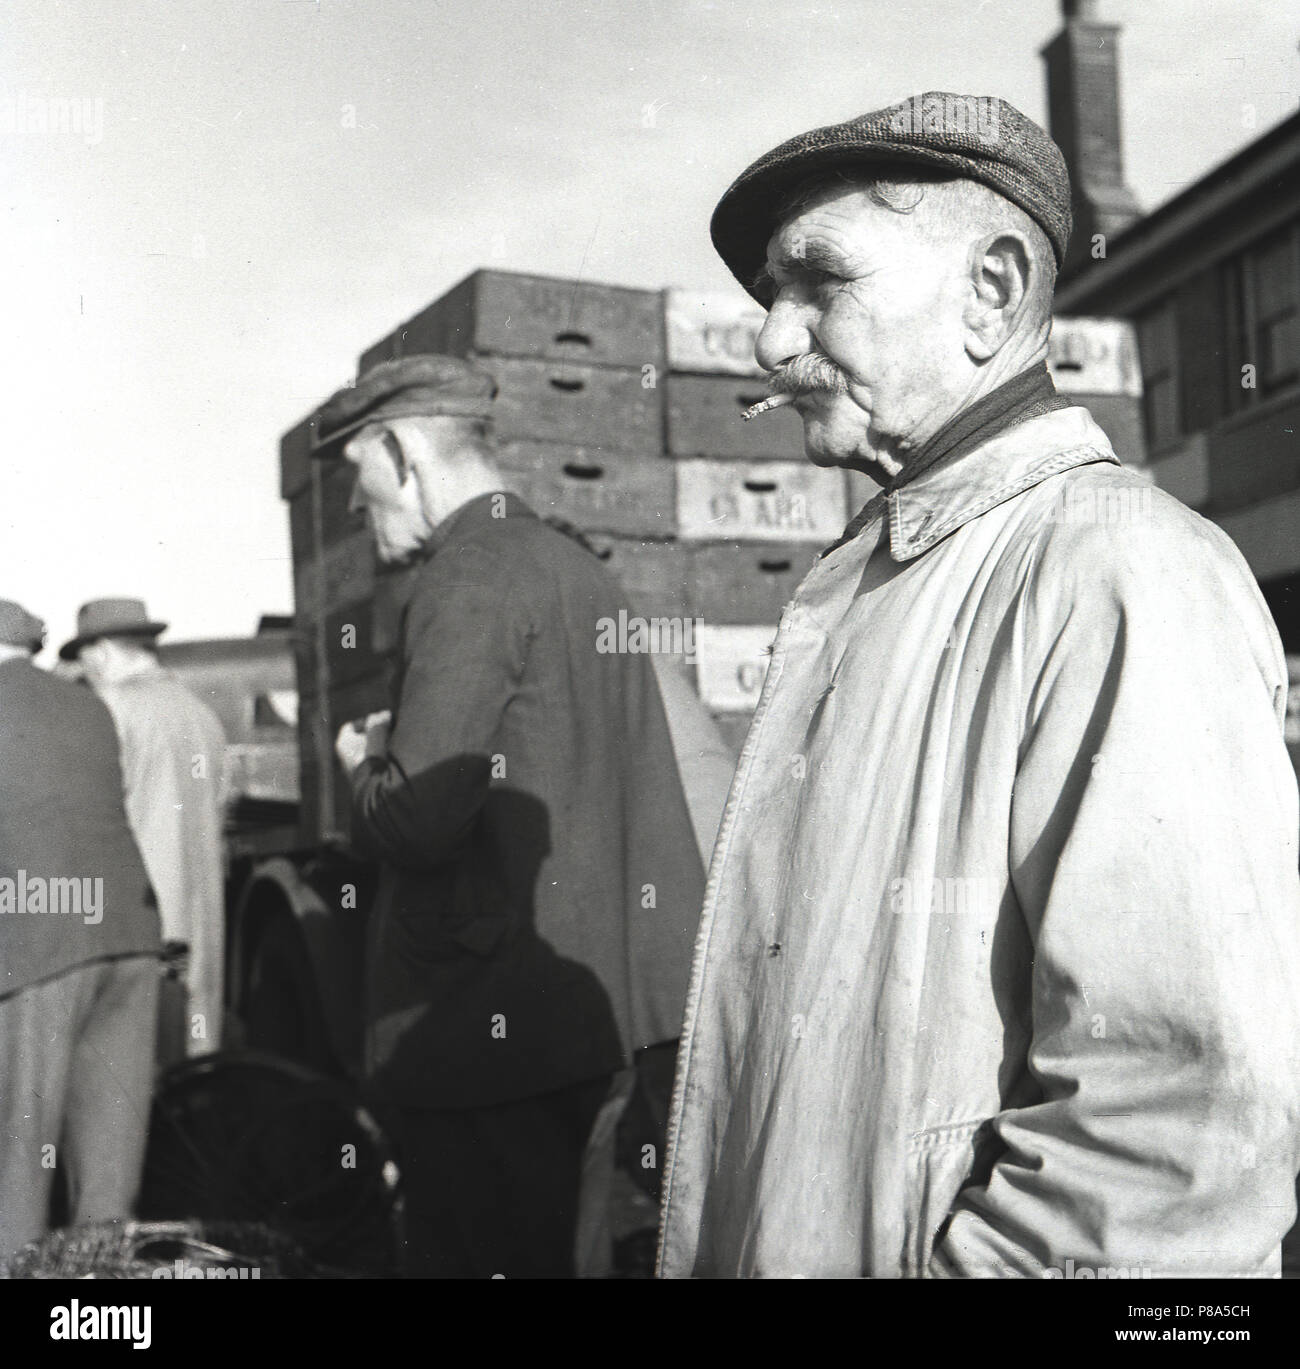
left=377, top=425, right=414, bottom=484
left=388, top=419, right=446, bottom=525
left=386, top=419, right=435, bottom=481
left=963, top=230, right=1032, bottom=361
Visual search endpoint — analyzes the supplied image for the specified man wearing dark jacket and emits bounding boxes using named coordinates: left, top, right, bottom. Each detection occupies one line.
left=320, top=355, right=704, bottom=1278
left=0, top=600, right=161, bottom=1262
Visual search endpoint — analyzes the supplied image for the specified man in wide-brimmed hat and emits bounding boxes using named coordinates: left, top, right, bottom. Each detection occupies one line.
left=63, top=598, right=227, bottom=1068
left=657, top=92, right=1300, bottom=1279
left=0, top=599, right=161, bottom=1261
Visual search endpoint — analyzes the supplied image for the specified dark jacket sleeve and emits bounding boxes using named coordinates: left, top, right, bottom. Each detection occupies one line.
left=350, top=543, right=533, bottom=870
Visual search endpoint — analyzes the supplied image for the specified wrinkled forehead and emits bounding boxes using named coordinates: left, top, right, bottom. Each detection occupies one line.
left=771, top=182, right=925, bottom=257
left=765, top=184, right=909, bottom=272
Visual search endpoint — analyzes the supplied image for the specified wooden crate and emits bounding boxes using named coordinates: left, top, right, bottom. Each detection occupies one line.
left=280, top=411, right=320, bottom=501
left=687, top=542, right=819, bottom=624
left=497, top=440, right=675, bottom=538
left=586, top=535, right=691, bottom=620
left=292, top=530, right=375, bottom=617
left=693, top=624, right=777, bottom=712
left=664, top=288, right=766, bottom=377
left=586, top=536, right=819, bottom=628
left=666, top=374, right=806, bottom=460
left=358, top=269, right=664, bottom=375
left=676, top=459, right=846, bottom=543
left=489, top=357, right=662, bottom=454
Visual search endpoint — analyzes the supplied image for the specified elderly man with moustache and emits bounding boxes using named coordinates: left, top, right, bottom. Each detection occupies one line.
left=656, top=92, right=1300, bottom=1279
left=315, top=356, right=705, bottom=1278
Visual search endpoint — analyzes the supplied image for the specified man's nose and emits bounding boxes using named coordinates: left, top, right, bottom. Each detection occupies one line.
left=347, top=475, right=367, bottom=517
left=754, top=292, right=817, bottom=373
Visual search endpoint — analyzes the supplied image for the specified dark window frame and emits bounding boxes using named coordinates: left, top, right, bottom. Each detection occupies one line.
left=1223, top=220, right=1300, bottom=412
left=1136, top=296, right=1180, bottom=447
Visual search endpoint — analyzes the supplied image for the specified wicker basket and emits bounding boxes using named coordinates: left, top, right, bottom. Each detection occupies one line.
left=3, top=1218, right=314, bottom=1280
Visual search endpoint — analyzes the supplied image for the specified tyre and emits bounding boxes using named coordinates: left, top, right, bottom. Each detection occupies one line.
left=242, top=910, right=339, bottom=1078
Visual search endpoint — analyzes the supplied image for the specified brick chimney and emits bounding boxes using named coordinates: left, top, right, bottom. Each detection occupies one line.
left=1041, top=0, right=1141, bottom=275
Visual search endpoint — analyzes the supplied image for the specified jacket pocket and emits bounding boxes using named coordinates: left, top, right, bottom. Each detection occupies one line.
left=904, top=1118, right=996, bottom=1276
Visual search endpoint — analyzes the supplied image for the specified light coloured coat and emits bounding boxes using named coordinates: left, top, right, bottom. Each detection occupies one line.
left=658, top=407, right=1300, bottom=1279
left=98, top=666, right=227, bottom=1056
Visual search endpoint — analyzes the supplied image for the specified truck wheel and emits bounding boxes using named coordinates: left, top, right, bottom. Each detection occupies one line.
left=242, top=912, right=340, bottom=1078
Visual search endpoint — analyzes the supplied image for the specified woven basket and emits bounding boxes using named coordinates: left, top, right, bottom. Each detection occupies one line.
left=3, top=1218, right=314, bottom=1280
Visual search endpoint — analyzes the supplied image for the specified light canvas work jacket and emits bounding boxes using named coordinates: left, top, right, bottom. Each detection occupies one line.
left=98, top=665, right=228, bottom=1055
left=658, top=406, right=1300, bottom=1279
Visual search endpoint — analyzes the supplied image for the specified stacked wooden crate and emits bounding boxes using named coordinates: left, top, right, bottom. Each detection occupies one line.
left=283, top=271, right=676, bottom=846
left=661, top=289, right=876, bottom=751
left=281, top=270, right=880, bottom=844
left=282, top=270, right=1148, bottom=849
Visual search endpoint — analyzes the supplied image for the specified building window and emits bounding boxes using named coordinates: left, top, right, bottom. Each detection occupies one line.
left=1136, top=298, right=1179, bottom=446
left=1224, top=220, right=1300, bottom=411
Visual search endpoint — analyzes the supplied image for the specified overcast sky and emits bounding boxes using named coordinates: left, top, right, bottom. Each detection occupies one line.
left=3, top=0, right=1296, bottom=653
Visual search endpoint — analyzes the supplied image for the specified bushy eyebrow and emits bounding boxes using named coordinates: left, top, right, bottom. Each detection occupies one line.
left=763, top=235, right=854, bottom=284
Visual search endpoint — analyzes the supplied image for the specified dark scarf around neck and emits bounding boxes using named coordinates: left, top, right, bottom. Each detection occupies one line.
left=824, top=361, right=1068, bottom=555
left=889, top=361, right=1068, bottom=494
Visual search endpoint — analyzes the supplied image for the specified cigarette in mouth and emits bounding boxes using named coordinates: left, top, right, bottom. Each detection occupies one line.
left=741, top=392, right=797, bottom=422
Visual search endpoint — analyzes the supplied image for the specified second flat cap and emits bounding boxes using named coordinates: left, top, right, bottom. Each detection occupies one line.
left=313, top=354, right=499, bottom=457
left=712, top=91, right=1072, bottom=304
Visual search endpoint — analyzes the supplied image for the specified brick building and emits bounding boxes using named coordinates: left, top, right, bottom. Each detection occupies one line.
left=1046, top=1, right=1300, bottom=655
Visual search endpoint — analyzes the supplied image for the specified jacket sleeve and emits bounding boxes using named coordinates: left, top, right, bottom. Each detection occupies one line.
left=349, top=545, right=532, bottom=871
left=931, top=507, right=1300, bottom=1278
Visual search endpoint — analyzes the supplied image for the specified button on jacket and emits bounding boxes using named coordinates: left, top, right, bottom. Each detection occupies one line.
left=657, top=406, right=1300, bottom=1278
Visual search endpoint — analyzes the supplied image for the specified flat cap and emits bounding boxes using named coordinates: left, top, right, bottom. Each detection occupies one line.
left=313, top=354, right=499, bottom=457
left=712, top=91, right=1072, bottom=304
left=0, top=599, right=46, bottom=652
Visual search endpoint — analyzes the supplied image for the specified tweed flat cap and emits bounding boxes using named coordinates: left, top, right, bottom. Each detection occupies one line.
left=313, top=354, right=499, bottom=457
left=0, top=599, right=46, bottom=652
left=712, top=91, right=1072, bottom=303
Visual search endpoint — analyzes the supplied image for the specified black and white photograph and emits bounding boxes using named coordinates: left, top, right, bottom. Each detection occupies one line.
left=2, top=0, right=1299, bottom=1342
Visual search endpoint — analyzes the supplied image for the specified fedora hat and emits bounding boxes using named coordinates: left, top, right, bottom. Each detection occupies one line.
left=60, top=598, right=168, bottom=660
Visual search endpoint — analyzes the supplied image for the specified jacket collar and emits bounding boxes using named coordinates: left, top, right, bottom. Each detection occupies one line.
left=420, top=490, right=535, bottom=559
left=864, top=406, right=1121, bottom=562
